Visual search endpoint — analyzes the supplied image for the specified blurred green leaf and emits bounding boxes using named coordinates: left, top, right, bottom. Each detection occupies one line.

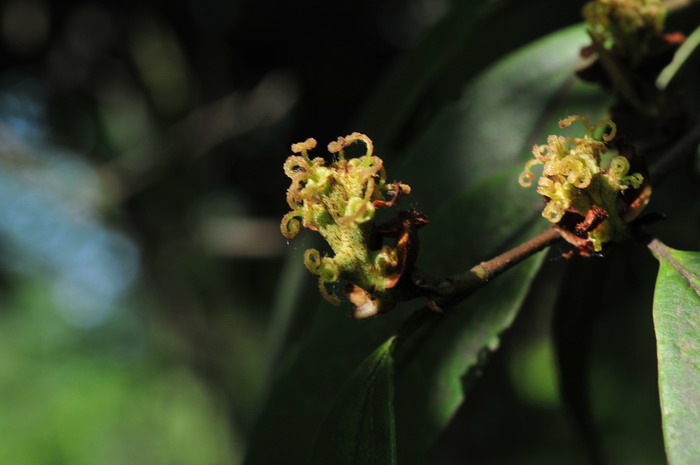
left=355, top=0, right=584, bottom=150
left=309, top=338, right=396, bottom=465
left=396, top=24, right=611, bottom=210
left=651, top=242, right=700, bottom=465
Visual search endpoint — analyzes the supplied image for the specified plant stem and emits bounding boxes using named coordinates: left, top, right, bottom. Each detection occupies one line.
left=443, top=227, right=562, bottom=300
left=397, top=227, right=562, bottom=346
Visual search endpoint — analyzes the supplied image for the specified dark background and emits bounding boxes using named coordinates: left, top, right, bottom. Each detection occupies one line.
left=0, top=0, right=693, bottom=463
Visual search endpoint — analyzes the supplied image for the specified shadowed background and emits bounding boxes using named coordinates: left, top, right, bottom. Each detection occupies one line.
left=1, top=0, right=696, bottom=464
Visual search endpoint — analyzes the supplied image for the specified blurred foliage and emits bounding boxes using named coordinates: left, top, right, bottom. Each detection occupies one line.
left=0, top=0, right=698, bottom=464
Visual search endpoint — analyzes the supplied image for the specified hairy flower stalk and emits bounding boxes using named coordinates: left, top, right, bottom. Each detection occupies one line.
left=520, top=115, right=649, bottom=254
left=281, top=132, right=423, bottom=317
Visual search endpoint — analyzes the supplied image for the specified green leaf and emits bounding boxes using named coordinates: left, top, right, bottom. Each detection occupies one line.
left=551, top=258, right=608, bottom=464
left=394, top=169, right=549, bottom=465
left=309, top=338, right=397, bottom=465
left=396, top=24, right=612, bottom=210
left=354, top=1, right=584, bottom=150
left=657, top=24, right=700, bottom=90
left=651, top=241, right=700, bottom=465
left=388, top=25, right=613, bottom=463
left=244, top=304, right=403, bottom=465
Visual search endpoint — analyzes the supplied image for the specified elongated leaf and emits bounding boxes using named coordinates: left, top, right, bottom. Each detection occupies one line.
left=354, top=0, right=583, bottom=150
left=394, top=169, right=549, bottom=465
left=651, top=241, right=700, bottom=465
left=309, top=338, right=396, bottom=465
left=397, top=24, right=611, bottom=208
left=551, top=257, right=609, bottom=464
left=389, top=25, right=611, bottom=462
left=244, top=303, right=403, bottom=465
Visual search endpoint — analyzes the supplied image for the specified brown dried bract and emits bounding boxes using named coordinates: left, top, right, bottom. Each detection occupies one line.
left=373, top=210, right=428, bottom=289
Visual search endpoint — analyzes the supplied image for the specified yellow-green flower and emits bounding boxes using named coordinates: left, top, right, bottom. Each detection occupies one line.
left=281, top=132, right=415, bottom=311
left=520, top=115, right=648, bottom=253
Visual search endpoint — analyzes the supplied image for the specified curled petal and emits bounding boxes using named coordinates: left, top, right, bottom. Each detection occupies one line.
left=281, top=211, right=303, bottom=238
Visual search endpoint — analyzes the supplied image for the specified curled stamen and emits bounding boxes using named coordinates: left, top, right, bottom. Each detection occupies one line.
left=352, top=156, right=384, bottom=183
left=284, top=156, right=311, bottom=178
left=342, top=132, right=374, bottom=157
left=519, top=158, right=543, bottom=187
left=559, top=115, right=592, bottom=137
left=373, top=182, right=410, bottom=208
left=608, top=156, right=630, bottom=177
left=542, top=201, right=565, bottom=223
left=286, top=188, right=303, bottom=210
left=338, top=177, right=376, bottom=225
left=304, top=248, right=322, bottom=272
left=533, top=144, right=550, bottom=161
left=341, top=197, right=376, bottom=225
left=318, top=279, right=340, bottom=306
left=291, top=138, right=317, bottom=161
left=327, top=136, right=347, bottom=161
left=319, top=257, right=340, bottom=283
left=281, top=211, right=303, bottom=238
left=590, top=119, right=617, bottom=141
left=561, top=156, right=592, bottom=188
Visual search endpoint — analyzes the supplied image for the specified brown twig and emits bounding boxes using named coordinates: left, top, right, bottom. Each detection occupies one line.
left=396, top=227, right=562, bottom=347
left=413, top=227, right=562, bottom=304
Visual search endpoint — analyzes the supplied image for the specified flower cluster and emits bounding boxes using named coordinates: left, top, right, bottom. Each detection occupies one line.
left=281, top=132, right=415, bottom=313
left=583, top=0, right=666, bottom=62
left=519, top=115, right=646, bottom=253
